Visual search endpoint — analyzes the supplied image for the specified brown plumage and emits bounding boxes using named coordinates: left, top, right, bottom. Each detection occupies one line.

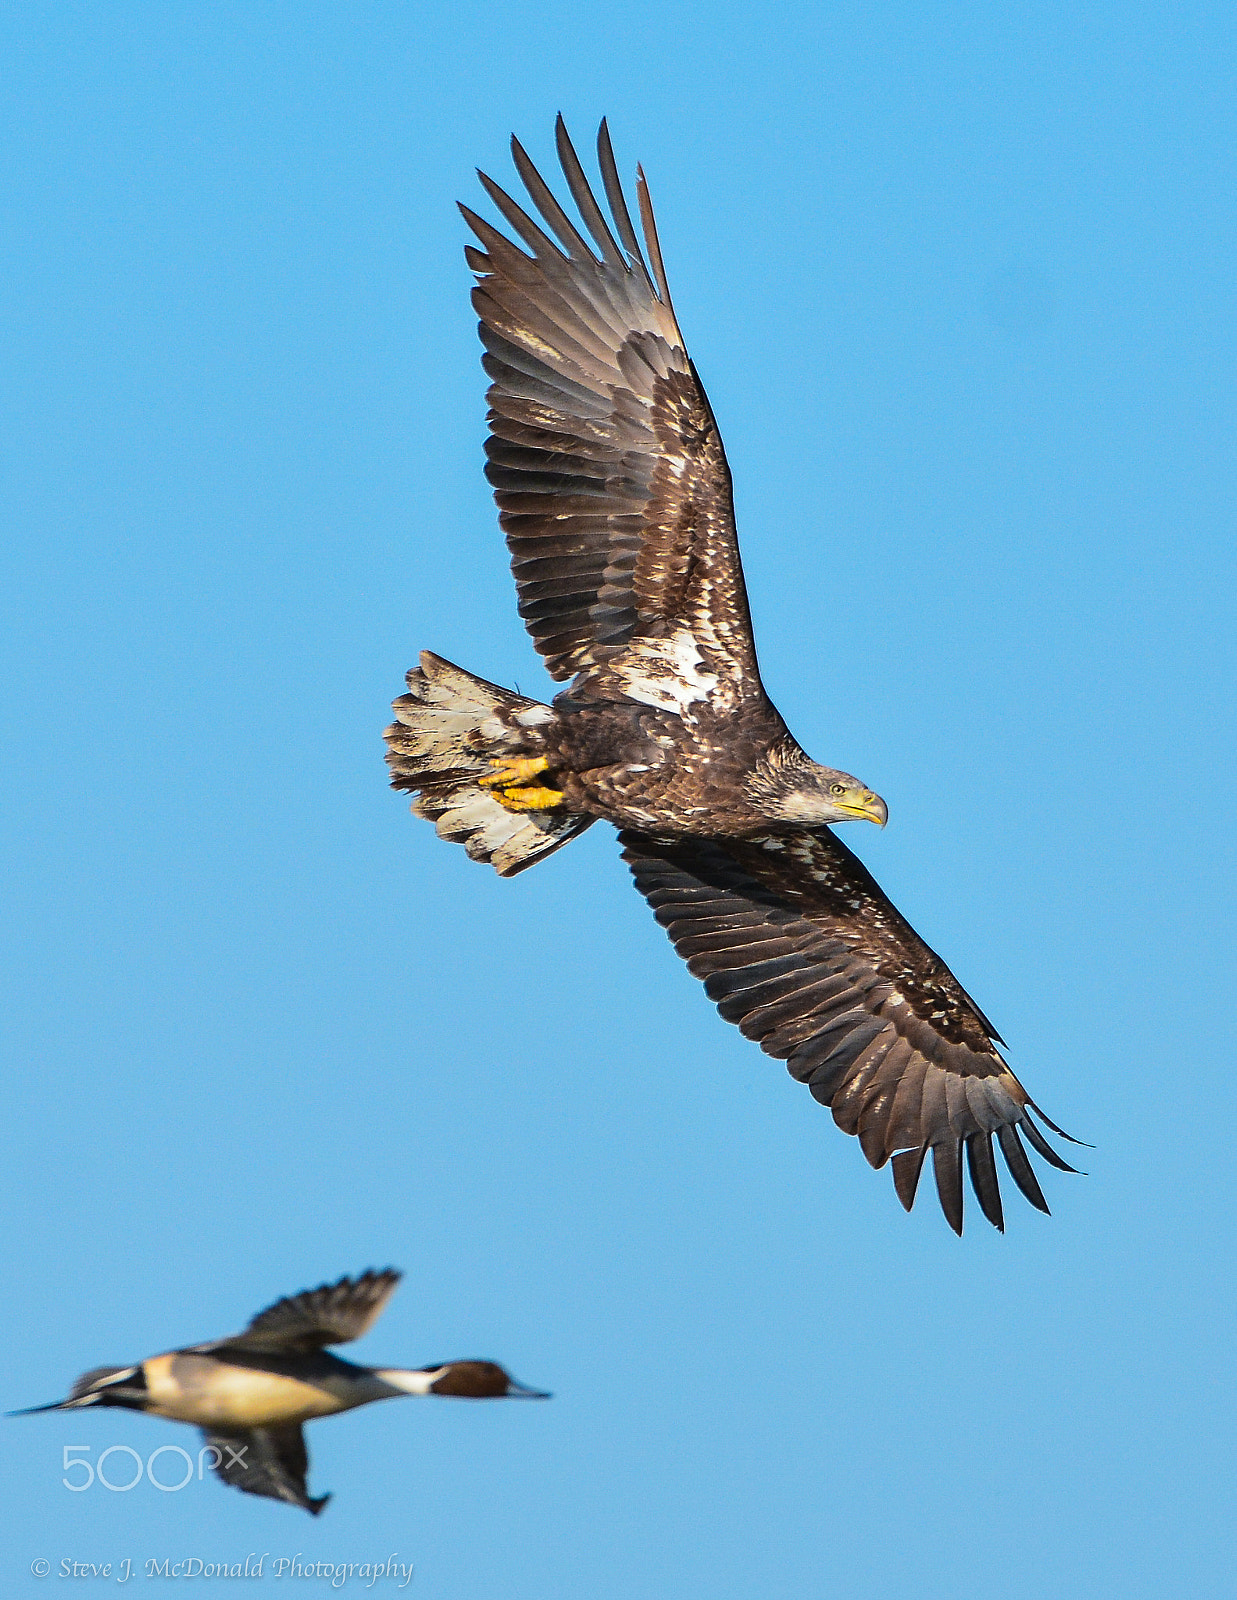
left=385, top=118, right=1079, bottom=1234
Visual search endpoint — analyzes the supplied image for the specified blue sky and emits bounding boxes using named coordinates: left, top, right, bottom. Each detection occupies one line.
left=2, top=2, right=1234, bottom=1595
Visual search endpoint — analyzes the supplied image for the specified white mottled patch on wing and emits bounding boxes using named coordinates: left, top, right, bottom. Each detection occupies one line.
left=615, top=630, right=719, bottom=715
left=514, top=704, right=556, bottom=728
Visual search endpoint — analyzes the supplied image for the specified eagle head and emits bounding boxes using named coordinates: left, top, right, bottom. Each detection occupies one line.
left=747, top=742, right=888, bottom=828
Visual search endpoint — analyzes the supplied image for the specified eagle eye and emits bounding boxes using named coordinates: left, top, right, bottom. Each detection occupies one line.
left=829, top=782, right=846, bottom=796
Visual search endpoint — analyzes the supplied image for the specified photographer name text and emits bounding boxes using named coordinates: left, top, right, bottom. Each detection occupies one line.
left=29, top=1553, right=413, bottom=1587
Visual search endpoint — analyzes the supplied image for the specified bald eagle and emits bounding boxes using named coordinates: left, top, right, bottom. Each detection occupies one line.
left=385, top=118, right=1078, bottom=1234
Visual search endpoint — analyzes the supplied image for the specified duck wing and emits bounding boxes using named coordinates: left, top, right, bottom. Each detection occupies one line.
left=201, top=1425, right=329, bottom=1515
left=197, top=1269, right=402, bottom=1355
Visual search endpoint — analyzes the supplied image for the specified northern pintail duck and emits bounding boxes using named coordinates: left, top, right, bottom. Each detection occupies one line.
left=14, top=1269, right=548, bottom=1514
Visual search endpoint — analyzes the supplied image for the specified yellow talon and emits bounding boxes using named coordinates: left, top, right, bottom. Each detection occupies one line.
left=496, top=784, right=564, bottom=811
left=479, top=756, right=549, bottom=790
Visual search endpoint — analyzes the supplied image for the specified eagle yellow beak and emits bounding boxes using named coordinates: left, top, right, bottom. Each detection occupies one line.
left=838, top=789, right=888, bottom=827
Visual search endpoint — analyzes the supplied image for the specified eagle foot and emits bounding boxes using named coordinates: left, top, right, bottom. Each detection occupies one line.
left=479, top=756, right=549, bottom=790
left=494, top=784, right=564, bottom=812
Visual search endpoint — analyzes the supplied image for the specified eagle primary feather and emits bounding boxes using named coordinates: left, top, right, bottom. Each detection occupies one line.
left=385, top=117, right=1077, bottom=1232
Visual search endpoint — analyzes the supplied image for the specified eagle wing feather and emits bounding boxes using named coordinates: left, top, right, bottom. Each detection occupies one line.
left=466, top=118, right=762, bottom=708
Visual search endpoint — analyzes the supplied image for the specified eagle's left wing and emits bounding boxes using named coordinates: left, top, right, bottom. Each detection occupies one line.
left=464, top=118, right=764, bottom=714
left=621, top=829, right=1077, bottom=1233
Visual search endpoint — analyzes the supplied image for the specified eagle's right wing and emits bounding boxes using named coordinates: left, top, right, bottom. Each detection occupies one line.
left=621, top=829, right=1079, bottom=1234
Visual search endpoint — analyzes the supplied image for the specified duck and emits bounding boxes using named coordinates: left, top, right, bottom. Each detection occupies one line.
left=13, top=1269, right=549, bottom=1514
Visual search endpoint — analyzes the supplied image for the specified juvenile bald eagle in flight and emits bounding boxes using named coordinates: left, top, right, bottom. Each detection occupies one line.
left=385, top=117, right=1077, bottom=1234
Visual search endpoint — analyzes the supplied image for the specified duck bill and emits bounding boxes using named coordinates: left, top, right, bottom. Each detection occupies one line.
left=506, top=1380, right=552, bottom=1399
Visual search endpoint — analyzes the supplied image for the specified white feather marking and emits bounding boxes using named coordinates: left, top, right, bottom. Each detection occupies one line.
left=515, top=705, right=556, bottom=728
left=374, top=1368, right=440, bottom=1396
left=617, top=630, right=718, bottom=714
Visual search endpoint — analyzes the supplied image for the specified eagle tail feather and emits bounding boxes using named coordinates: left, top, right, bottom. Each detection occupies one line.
left=384, top=651, right=592, bottom=876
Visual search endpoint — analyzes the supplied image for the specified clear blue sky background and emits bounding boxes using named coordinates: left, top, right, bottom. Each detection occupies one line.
left=3, top=3, right=1234, bottom=1595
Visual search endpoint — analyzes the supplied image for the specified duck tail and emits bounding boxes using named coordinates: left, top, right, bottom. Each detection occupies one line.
left=10, top=1365, right=144, bottom=1415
